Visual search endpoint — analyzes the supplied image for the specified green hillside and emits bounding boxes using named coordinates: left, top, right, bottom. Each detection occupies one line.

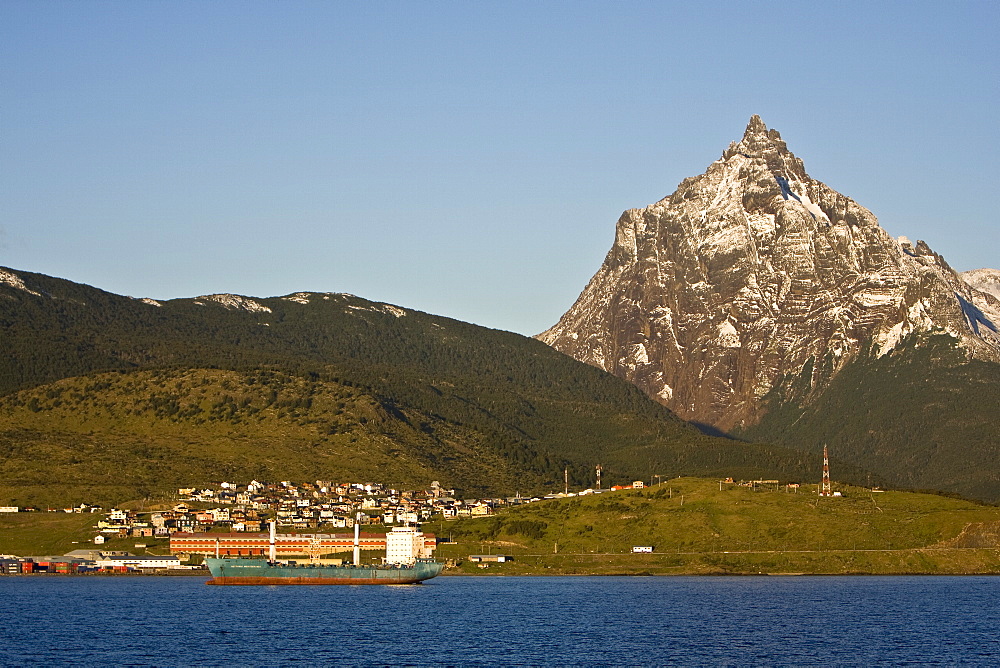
left=739, top=333, right=1000, bottom=503
left=1, top=267, right=842, bottom=507
left=436, top=477, right=1000, bottom=575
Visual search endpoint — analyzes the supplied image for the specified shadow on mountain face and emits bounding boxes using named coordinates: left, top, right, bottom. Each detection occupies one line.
left=690, top=421, right=741, bottom=440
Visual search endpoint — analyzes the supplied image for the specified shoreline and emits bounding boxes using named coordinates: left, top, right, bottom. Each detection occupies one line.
left=6, top=566, right=1000, bottom=579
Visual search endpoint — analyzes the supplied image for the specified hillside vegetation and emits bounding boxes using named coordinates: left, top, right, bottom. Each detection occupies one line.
left=741, top=334, right=1000, bottom=503
left=436, top=478, right=1000, bottom=575
left=1, top=267, right=844, bottom=506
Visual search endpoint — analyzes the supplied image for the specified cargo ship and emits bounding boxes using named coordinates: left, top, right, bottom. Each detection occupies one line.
left=205, top=519, right=444, bottom=585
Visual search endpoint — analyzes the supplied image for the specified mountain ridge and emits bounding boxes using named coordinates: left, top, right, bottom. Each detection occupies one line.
left=538, top=115, right=1000, bottom=431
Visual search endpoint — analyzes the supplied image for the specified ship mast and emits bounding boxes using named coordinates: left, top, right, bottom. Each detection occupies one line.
left=353, top=512, right=362, bottom=566
left=269, top=520, right=277, bottom=563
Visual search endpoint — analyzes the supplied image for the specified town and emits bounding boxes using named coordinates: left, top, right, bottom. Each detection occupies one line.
left=0, top=475, right=659, bottom=575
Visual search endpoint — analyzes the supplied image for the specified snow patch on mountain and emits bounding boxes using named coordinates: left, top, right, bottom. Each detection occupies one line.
left=626, top=343, right=649, bottom=370
left=282, top=293, right=312, bottom=304
left=346, top=303, right=407, bottom=318
left=382, top=305, right=406, bottom=318
left=199, top=294, right=272, bottom=313
left=717, top=320, right=741, bottom=348
left=963, top=268, right=1000, bottom=301
left=0, top=269, right=42, bottom=297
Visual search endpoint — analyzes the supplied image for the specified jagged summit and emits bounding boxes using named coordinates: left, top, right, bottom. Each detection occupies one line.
left=723, top=115, right=789, bottom=157
left=539, top=118, right=1000, bottom=430
left=745, top=114, right=768, bottom=135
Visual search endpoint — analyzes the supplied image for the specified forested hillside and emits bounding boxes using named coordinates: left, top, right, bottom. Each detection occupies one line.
left=0, top=267, right=862, bottom=506
left=740, top=334, right=1000, bottom=503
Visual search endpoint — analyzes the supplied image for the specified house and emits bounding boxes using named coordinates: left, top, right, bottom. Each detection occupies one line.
left=108, top=508, right=130, bottom=522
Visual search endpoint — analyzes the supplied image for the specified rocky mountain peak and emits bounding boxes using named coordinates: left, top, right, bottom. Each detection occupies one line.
left=539, top=119, right=1000, bottom=431
left=721, top=114, right=793, bottom=165
left=744, top=113, right=768, bottom=135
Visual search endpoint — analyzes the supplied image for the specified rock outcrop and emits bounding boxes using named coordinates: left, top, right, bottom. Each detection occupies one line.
left=539, top=116, right=1000, bottom=431
left=962, top=268, right=1000, bottom=302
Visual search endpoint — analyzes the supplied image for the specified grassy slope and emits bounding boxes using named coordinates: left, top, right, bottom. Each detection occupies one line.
left=435, top=478, right=1000, bottom=575
left=0, top=512, right=103, bottom=557
left=0, top=368, right=533, bottom=507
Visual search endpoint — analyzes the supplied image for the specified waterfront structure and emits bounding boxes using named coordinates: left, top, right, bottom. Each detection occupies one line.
left=468, top=554, right=511, bottom=563
left=95, top=555, right=182, bottom=570
left=171, top=530, right=437, bottom=558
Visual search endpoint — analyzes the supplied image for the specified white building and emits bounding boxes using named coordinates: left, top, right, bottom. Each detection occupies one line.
left=95, top=555, right=182, bottom=570
left=397, top=511, right=419, bottom=524
left=384, top=527, right=429, bottom=565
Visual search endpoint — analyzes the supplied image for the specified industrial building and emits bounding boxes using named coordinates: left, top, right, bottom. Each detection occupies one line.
left=170, top=529, right=437, bottom=558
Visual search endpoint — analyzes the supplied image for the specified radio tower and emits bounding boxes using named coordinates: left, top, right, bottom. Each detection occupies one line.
left=820, top=445, right=832, bottom=497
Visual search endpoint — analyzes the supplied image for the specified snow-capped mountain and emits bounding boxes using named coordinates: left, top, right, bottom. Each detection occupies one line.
left=539, top=116, right=1000, bottom=431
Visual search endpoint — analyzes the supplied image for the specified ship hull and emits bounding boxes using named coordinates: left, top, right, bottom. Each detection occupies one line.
left=204, top=558, right=444, bottom=585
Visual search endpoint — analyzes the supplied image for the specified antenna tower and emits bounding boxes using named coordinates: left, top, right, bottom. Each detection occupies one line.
left=820, top=445, right=832, bottom=497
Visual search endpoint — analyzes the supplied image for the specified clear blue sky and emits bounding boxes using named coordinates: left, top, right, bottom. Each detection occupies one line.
left=3, top=1, right=998, bottom=335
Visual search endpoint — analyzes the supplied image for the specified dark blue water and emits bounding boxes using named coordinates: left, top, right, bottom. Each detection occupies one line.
left=1, top=575, right=999, bottom=665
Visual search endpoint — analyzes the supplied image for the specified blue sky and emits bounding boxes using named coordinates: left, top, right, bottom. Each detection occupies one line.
left=3, top=1, right=998, bottom=335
